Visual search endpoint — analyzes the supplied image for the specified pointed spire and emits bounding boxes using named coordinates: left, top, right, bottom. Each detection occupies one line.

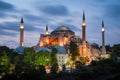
left=102, top=20, right=104, bottom=28
left=46, top=25, right=48, bottom=31
left=82, top=11, right=86, bottom=26
left=83, top=11, right=85, bottom=21
left=46, top=25, right=48, bottom=34
left=102, top=20, right=105, bottom=32
left=21, top=17, right=24, bottom=23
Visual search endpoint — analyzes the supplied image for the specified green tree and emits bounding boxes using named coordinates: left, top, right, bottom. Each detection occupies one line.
left=0, top=46, right=18, bottom=64
left=69, top=41, right=79, bottom=61
left=15, top=60, right=35, bottom=75
left=22, top=47, right=35, bottom=64
left=51, top=47, right=57, bottom=65
left=0, top=51, right=10, bottom=74
left=109, top=52, right=117, bottom=60
left=14, top=47, right=35, bottom=75
left=34, top=51, right=51, bottom=66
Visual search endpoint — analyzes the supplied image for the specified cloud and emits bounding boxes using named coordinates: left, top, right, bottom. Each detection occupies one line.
left=105, top=4, right=120, bottom=20
left=0, top=29, right=17, bottom=36
left=0, top=0, right=15, bottom=11
left=0, top=20, right=43, bottom=31
left=40, top=5, right=69, bottom=16
left=0, top=22, right=19, bottom=31
left=65, top=24, right=81, bottom=32
left=0, top=12, right=8, bottom=18
left=0, top=40, right=18, bottom=49
left=24, top=14, right=50, bottom=24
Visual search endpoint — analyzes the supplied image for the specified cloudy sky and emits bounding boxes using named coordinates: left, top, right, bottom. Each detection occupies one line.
left=0, top=0, right=120, bottom=48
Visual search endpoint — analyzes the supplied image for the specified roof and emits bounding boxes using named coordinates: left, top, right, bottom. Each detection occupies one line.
left=55, top=25, right=71, bottom=31
left=51, top=25, right=74, bottom=34
left=14, top=46, right=25, bottom=54
left=36, top=47, right=51, bottom=53
left=55, top=46, right=67, bottom=54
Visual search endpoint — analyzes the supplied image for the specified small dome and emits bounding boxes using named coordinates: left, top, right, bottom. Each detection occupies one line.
left=15, top=46, right=25, bottom=54
left=55, top=46, right=67, bottom=53
left=36, top=47, right=51, bottom=53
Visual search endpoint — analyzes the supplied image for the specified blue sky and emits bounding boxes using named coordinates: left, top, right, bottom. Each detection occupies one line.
left=0, top=0, right=120, bottom=48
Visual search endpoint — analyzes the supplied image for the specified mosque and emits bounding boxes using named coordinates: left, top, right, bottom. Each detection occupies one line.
left=38, top=12, right=103, bottom=60
left=18, top=12, right=108, bottom=65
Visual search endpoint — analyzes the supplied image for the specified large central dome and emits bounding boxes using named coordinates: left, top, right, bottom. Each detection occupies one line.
left=55, top=25, right=71, bottom=31
left=51, top=25, right=74, bottom=35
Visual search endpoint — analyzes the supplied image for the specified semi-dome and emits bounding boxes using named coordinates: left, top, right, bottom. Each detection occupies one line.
left=51, top=25, right=74, bottom=35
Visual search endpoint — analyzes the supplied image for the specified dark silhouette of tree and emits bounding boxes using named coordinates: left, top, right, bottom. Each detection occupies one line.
left=0, top=46, right=18, bottom=64
left=51, top=63, right=58, bottom=74
left=105, top=44, right=112, bottom=52
left=69, top=41, right=79, bottom=61
left=38, top=65, right=46, bottom=75
left=0, top=51, right=10, bottom=74
left=75, top=61, right=82, bottom=69
left=51, top=47, right=57, bottom=65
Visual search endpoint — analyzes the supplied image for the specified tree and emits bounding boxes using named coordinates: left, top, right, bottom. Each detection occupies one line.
left=22, top=47, right=35, bottom=65
left=109, top=52, right=117, bottom=60
left=50, top=63, right=58, bottom=74
left=80, top=56, right=90, bottom=65
left=34, top=51, right=51, bottom=66
left=14, top=47, right=35, bottom=75
left=69, top=41, right=79, bottom=61
left=15, top=60, right=37, bottom=76
left=51, top=47, right=57, bottom=65
left=75, top=61, right=82, bottom=69
left=38, top=65, right=46, bottom=75
left=0, top=46, right=18, bottom=64
left=0, top=51, right=10, bottom=74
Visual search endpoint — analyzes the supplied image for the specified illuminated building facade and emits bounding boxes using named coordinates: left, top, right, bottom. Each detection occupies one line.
left=39, top=25, right=75, bottom=47
left=38, top=12, right=102, bottom=61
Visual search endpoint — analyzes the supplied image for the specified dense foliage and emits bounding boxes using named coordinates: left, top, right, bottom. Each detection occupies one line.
left=69, top=41, right=79, bottom=61
left=0, top=46, right=53, bottom=77
left=0, top=44, right=120, bottom=80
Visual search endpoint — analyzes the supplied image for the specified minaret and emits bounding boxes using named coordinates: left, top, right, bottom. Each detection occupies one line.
left=20, top=17, right=24, bottom=47
left=82, top=11, right=86, bottom=44
left=101, top=20, right=106, bottom=55
left=80, top=11, right=88, bottom=57
left=45, top=25, right=48, bottom=35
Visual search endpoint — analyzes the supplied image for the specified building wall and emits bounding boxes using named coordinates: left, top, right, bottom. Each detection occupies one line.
left=56, top=53, right=69, bottom=66
left=39, top=31, right=75, bottom=47
left=38, top=26, right=100, bottom=61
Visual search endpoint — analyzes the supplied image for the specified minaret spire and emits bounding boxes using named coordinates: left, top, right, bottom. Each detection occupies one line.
left=20, top=17, right=24, bottom=47
left=21, top=17, right=24, bottom=23
left=101, top=20, right=106, bottom=55
left=46, top=25, right=48, bottom=35
left=83, top=11, right=85, bottom=21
